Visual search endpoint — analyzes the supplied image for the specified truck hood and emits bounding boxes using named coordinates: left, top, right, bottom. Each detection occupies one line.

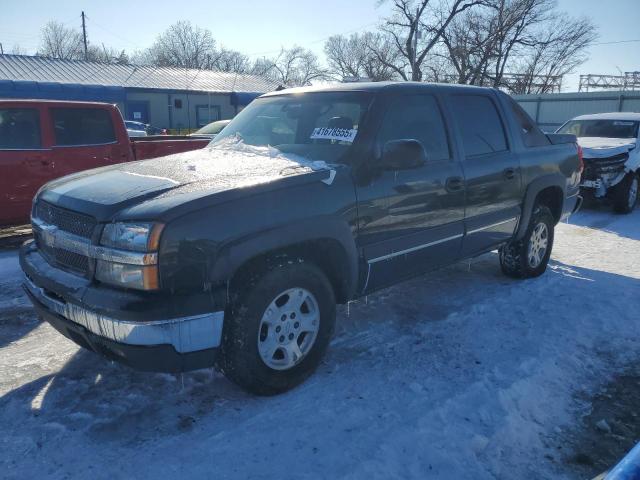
left=578, top=137, right=636, bottom=159
left=39, top=141, right=335, bottom=222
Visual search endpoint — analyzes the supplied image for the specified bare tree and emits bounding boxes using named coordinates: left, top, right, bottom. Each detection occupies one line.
left=439, top=0, right=597, bottom=91
left=509, top=15, right=598, bottom=93
left=145, top=21, right=217, bottom=69
left=379, top=0, right=487, bottom=81
left=252, top=46, right=327, bottom=87
left=324, top=32, right=399, bottom=81
left=86, top=45, right=129, bottom=64
left=10, top=44, right=28, bottom=55
left=488, top=0, right=553, bottom=88
left=440, top=7, right=498, bottom=85
left=38, top=21, right=84, bottom=60
left=211, top=48, right=251, bottom=73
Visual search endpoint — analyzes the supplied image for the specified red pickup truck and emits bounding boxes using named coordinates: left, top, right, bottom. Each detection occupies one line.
left=0, top=100, right=210, bottom=226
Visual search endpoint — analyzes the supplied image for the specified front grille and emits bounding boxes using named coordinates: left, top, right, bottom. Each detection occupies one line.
left=33, top=201, right=96, bottom=276
left=38, top=243, right=90, bottom=274
left=35, top=201, right=96, bottom=238
left=582, top=153, right=628, bottom=181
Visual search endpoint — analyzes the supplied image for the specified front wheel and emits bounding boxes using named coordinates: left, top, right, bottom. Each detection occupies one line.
left=499, top=205, right=555, bottom=279
left=612, top=172, right=638, bottom=214
left=220, top=261, right=336, bottom=395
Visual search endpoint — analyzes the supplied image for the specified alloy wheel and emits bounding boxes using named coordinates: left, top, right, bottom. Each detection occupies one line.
left=257, top=288, right=320, bottom=371
left=527, top=222, right=549, bottom=268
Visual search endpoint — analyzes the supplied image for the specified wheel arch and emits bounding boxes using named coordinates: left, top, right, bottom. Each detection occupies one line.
left=515, top=175, right=565, bottom=240
left=212, top=218, right=359, bottom=304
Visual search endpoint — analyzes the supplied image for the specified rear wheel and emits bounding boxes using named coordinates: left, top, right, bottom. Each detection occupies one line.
left=612, top=172, right=638, bottom=214
left=220, top=261, right=336, bottom=395
left=499, top=205, right=555, bottom=279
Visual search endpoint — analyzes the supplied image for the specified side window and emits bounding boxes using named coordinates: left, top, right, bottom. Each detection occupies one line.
left=378, top=95, right=450, bottom=162
left=450, top=95, right=507, bottom=157
left=505, top=96, right=550, bottom=147
left=51, top=108, right=116, bottom=146
left=0, top=108, right=41, bottom=149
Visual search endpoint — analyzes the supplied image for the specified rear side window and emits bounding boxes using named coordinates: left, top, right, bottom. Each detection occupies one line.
left=450, top=95, right=507, bottom=157
left=505, top=96, right=550, bottom=147
left=51, top=108, right=116, bottom=146
left=377, top=95, right=450, bottom=162
left=0, top=108, right=41, bottom=149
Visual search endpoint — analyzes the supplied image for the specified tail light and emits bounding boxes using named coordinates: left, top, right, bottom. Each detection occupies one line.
left=576, top=143, right=584, bottom=175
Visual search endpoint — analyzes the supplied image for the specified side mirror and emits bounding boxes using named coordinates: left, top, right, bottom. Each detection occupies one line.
left=380, top=139, right=427, bottom=170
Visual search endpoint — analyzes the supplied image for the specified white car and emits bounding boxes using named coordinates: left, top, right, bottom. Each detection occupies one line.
left=557, top=112, right=639, bottom=213
left=190, top=119, right=231, bottom=139
left=126, top=128, right=147, bottom=137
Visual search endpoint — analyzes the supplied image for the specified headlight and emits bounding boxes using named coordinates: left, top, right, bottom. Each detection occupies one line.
left=97, top=222, right=164, bottom=290
left=100, top=222, right=164, bottom=252
left=95, top=261, right=159, bottom=290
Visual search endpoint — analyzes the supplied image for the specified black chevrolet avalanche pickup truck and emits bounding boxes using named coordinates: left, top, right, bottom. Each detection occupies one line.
left=20, top=83, right=583, bottom=395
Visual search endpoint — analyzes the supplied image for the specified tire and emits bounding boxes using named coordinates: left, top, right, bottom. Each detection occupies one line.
left=611, top=172, right=638, bottom=214
left=220, top=260, right=336, bottom=395
left=499, top=205, right=555, bottom=279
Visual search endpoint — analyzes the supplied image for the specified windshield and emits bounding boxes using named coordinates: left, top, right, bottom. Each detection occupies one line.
left=196, top=120, right=229, bottom=135
left=125, top=121, right=145, bottom=131
left=558, top=119, right=639, bottom=139
left=211, top=92, right=372, bottom=164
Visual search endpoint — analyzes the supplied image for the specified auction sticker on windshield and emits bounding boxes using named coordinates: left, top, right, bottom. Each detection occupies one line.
left=310, top=127, right=358, bottom=143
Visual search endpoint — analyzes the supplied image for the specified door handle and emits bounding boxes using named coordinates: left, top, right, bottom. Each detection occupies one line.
left=445, top=176, right=464, bottom=192
left=503, top=168, right=516, bottom=180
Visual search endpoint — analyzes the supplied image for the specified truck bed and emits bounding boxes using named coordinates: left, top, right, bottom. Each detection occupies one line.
left=131, top=135, right=210, bottom=160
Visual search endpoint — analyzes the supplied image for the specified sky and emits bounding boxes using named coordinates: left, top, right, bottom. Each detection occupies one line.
left=0, top=0, right=638, bottom=91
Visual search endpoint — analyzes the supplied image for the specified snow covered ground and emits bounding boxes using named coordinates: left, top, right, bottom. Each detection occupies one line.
left=1, top=207, right=639, bottom=479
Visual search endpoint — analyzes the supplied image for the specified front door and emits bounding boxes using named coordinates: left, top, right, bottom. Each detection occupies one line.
left=356, top=93, right=465, bottom=293
left=447, top=93, right=522, bottom=256
left=0, top=105, right=52, bottom=225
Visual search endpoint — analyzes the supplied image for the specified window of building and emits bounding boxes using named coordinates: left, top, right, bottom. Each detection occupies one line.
left=51, top=108, right=116, bottom=146
left=377, top=95, right=450, bottom=162
left=450, top=95, right=508, bottom=157
left=196, top=105, right=221, bottom=128
left=0, top=108, right=41, bottom=150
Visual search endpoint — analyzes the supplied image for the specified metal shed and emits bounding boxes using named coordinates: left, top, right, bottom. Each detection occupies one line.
left=513, top=90, right=640, bottom=132
left=0, top=54, right=277, bottom=131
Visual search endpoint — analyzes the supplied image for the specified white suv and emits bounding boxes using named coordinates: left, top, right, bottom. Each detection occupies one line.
left=557, top=112, right=639, bottom=213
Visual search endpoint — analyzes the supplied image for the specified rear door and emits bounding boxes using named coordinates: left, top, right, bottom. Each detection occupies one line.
left=447, top=93, right=522, bottom=256
left=0, top=105, right=52, bottom=225
left=47, top=106, right=125, bottom=179
left=356, top=93, right=465, bottom=292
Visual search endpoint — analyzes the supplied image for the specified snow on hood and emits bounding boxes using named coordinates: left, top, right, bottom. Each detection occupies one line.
left=578, top=137, right=636, bottom=159
left=127, top=137, right=332, bottom=186
left=40, top=138, right=335, bottom=218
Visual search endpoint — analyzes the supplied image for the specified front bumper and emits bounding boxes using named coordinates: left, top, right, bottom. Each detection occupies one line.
left=20, top=241, right=225, bottom=372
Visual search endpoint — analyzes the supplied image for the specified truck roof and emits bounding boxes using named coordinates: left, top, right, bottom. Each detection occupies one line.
left=261, top=81, right=496, bottom=97
left=572, top=112, right=640, bottom=121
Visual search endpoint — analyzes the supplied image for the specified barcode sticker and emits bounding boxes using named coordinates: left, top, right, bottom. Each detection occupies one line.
left=310, top=127, right=358, bottom=143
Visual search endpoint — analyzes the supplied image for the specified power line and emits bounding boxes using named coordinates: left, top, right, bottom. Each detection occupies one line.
left=592, top=39, right=640, bottom=46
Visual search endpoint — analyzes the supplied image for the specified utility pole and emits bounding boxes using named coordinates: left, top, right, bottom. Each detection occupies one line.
left=81, top=11, right=88, bottom=61
left=412, top=7, right=421, bottom=81
left=0, top=43, right=4, bottom=55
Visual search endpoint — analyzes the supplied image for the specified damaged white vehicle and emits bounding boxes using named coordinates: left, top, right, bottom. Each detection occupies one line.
left=557, top=113, right=640, bottom=213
